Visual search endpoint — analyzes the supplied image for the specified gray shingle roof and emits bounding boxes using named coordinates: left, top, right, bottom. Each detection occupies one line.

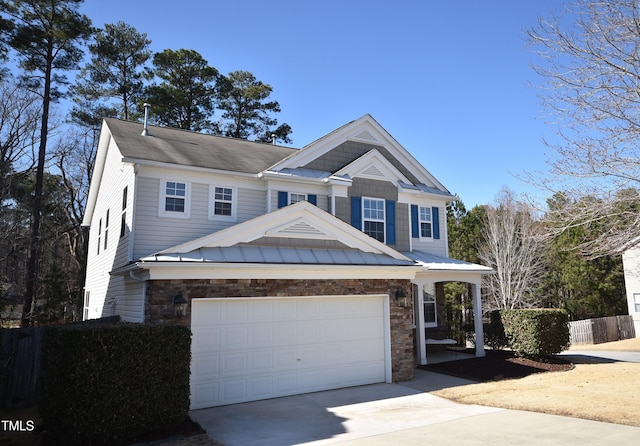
left=105, top=118, right=298, bottom=174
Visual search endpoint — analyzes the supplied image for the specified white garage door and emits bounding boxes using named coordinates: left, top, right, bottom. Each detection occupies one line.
left=190, top=295, right=389, bottom=409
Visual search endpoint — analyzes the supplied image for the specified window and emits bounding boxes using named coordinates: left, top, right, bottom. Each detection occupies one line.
left=120, top=187, right=127, bottom=238
left=214, top=187, right=233, bottom=216
left=97, top=218, right=102, bottom=255
left=209, top=185, right=236, bottom=220
left=83, top=291, right=90, bottom=321
left=289, top=193, right=307, bottom=204
left=122, top=186, right=128, bottom=210
left=363, top=197, right=385, bottom=242
left=635, top=293, right=640, bottom=313
left=165, top=181, right=186, bottom=212
left=423, top=284, right=437, bottom=327
left=104, top=209, right=109, bottom=250
left=120, top=213, right=127, bottom=238
left=278, top=191, right=317, bottom=208
left=420, top=206, right=432, bottom=238
left=160, top=180, right=190, bottom=218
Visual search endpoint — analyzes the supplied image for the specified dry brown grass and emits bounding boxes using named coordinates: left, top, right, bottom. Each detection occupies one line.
left=433, top=338, right=640, bottom=427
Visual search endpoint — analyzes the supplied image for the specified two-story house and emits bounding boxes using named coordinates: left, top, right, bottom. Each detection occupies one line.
left=82, top=114, right=492, bottom=409
left=622, top=247, right=640, bottom=336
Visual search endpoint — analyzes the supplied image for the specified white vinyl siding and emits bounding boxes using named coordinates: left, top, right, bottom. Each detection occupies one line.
left=84, top=139, right=135, bottom=320
left=411, top=204, right=448, bottom=257
left=622, top=247, right=640, bottom=335
left=134, top=176, right=267, bottom=259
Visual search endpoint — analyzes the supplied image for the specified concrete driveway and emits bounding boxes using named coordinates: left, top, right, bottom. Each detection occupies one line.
left=190, top=369, right=640, bottom=445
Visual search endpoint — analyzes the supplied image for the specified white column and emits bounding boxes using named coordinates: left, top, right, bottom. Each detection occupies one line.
left=267, top=188, right=272, bottom=213
left=472, top=281, right=486, bottom=357
left=414, top=280, right=428, bottom=365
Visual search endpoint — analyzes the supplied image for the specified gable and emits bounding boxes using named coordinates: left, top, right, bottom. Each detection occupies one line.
left=334, top=149, right=411, bottom=185
left=269, top=114, right=450, bottom=193
left=149, top=201, right=412, bottom=263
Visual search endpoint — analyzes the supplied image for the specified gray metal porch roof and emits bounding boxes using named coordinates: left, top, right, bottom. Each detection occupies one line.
left=403, top=251, right=493, bottom=273
left=142, top=245, right=416, bottom=266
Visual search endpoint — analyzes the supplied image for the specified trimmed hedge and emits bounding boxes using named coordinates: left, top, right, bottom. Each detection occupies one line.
left=500, top=309, right=570, bottom=358
left=39, top=323, right=191, bottom=445
left=484, top=310, right=508, bottom=350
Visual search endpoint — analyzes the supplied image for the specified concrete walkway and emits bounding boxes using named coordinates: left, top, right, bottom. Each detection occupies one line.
left=190, top=369, right=640, bottom=445
left=560, top=349, right=640, bottom=363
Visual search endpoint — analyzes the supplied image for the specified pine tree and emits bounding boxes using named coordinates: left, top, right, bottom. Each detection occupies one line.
left=0, top=0, right=92, bottom=326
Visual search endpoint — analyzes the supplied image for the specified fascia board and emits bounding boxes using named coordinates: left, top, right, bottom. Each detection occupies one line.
left=81, top=120, right=112, bottom=227
left=397, top=188, right=455, bottom=204
left=123, top=157, right=258, bottom=179
left=141, top=262, right=422, bottom=281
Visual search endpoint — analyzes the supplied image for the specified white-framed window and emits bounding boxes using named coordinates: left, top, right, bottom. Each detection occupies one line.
left=289, top=193, right=307, bottom=204
left=635, top=293, right=640, bottom=313
left=209, top=185, right=237, bottom=220
left=363, top=197, right=385, bottom=242
left=83, top=291, right=90, bottom=321
left=420, top=206, right=432, bottom=239
left=120, top=186, right=127, bottom=238
left=423, top=284, right=437, bottom=327
left=104, top=209, right=110, bottom=250
left=159, top=180, right=191, bottom=218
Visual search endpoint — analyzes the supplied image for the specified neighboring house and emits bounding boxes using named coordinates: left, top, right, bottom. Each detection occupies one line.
left=622, top=247, right=640, bottom=336
left=82, top=114, right=492, bottom=409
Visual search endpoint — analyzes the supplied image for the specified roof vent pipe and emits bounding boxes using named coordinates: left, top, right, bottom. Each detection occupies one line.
left=141, top=103, right=151, bottom=136
left=271, top=133, right=276, bottom=144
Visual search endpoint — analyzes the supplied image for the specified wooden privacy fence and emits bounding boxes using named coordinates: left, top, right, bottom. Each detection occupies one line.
left=569, top=315, right=636, bottom=345
left=0, top=316, right=121, bottom=408
left=0, top=327, right=43, bottom=408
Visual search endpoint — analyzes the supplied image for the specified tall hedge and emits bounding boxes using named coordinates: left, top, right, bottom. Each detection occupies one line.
left=39, top=323, right=191, bottom=445
left=500, top=309, right=570, bottom=358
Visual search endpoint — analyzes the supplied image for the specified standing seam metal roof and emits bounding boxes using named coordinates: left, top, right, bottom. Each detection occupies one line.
left=142, top=246, right=416, bottom=266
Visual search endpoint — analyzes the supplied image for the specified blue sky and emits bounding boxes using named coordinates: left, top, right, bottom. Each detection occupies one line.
left=79, top=0, right=560, bottom=208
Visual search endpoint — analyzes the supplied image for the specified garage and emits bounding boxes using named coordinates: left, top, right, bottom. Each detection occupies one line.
left=190, top=294, right=390, bottom=409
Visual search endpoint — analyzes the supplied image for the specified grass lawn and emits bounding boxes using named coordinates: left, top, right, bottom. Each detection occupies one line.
left=432, top=338, right=640, bottom=427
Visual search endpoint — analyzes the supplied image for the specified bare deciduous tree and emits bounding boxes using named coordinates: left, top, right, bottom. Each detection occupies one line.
left=0, top=78, right=39, bottom=202
left=479, top=189, right=548, bottom=311
left=528, top=0, right=640, bottom=256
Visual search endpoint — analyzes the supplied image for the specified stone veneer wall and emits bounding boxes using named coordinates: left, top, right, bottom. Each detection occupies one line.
left=146, top=278, right=414, bottom=382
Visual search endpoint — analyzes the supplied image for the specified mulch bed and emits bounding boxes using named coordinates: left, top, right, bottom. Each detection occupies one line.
left=420, top=349, right=574, bottom=382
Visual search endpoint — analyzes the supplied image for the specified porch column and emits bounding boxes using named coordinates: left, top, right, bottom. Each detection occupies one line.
left=414, top=280, right=427, bottom=365
left=472, top=281, right=485, bottom=357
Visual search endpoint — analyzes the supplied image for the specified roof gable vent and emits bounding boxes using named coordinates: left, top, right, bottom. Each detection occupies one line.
left=362, top=164, right=385, bottom=178
left=266, top=217, right=333, bottom=240
left=354, top=130, right=377, bottom=142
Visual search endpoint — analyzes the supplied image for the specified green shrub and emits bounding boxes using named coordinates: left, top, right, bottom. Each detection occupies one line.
left=484, top=310, right=508, bottom=350
left=39, top=323, right=191, bottom=445
left=500, top=309, right=570, bottom=358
